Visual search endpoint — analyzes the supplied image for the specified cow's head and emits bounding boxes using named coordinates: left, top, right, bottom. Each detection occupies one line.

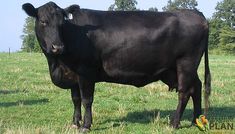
left=22, top=2, right=70, bottom=55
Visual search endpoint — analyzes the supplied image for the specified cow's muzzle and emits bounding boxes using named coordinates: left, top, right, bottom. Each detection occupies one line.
left=51, top=44, right=64, bottom=54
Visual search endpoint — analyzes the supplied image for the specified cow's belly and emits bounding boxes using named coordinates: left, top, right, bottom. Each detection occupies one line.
left=101, top=63, right=167, bottom=87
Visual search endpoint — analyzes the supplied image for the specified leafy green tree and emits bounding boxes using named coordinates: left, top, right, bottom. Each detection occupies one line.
left=109, top=0, right=138, bottom=11
left=208, top=18, right=223, bottom=49
left=21, top=17, right=41, bottom=52
left=213, top=0, right=235, bottom=27
left=209, top=0, right=235, bottom=53
left=162, top=0, right=198, bottom=11
left=218, top=26, right=235, bottom=53
left=148, top=7, right=158, bottom=12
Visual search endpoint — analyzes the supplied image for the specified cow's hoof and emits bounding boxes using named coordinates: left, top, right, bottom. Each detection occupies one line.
left=172, top=124, right=180, bottom=129
left=71, top=124, right=79, bottom=129
left=191, top=121, right=196, bottom=126
left=170, top=121, right=180, bottom=129
left=79, top=127, right=90, bottom=133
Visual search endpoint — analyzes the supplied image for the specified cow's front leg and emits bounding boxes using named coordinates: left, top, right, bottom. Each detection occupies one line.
left=78, top=77, right=95, bottom=132
left=71, top=86, right=82, bottom=128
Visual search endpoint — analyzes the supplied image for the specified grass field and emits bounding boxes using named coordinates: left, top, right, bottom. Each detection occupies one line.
left=0, top=53, right=234, bottom=134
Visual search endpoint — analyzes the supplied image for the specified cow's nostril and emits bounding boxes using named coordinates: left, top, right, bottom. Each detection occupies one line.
left=52, top=44, right=57, bottom=49
left=51, top=44, right=64, bottom=54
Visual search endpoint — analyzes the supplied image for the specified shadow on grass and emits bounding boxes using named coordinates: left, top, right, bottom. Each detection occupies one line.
left=0, top=89, right=25, bottom=94
left=208, top=107, right=235, bottom=120
left=98, top=106, right=235, bottom=129
left=0, top=98, right=49, bottom=107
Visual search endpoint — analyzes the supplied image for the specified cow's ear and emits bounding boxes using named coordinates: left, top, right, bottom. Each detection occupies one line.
left=64, top=5, right=80, bottom=20
left=65, top=4, right=80, bottom=14
left=22, top=3, right=37, bottom=18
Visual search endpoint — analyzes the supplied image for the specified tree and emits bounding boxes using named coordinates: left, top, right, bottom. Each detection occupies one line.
left=109, top=0, right=138, bottom=11
left=208, top=18, right=223, bottom=49
left=218, top=26, right=235, bottom=52
left=209, top=0, right=235, bottom=53
left=148, top=7, right=158, bottom=12
left=21, top=17, right=41, bottom=52
left=162, top=0, right=198, bottom=11
left=213, top=0, right=235, bottom=27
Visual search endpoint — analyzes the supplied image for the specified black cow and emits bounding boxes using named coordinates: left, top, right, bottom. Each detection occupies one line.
left=22, top=2, right=211, bottom=132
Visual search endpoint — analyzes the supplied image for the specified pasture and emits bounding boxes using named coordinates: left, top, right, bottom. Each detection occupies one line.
left=0, top=52, right=234, bottom=133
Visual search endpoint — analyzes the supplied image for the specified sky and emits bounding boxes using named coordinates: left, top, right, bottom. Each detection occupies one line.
left=0, top=0, right=222, bottom=52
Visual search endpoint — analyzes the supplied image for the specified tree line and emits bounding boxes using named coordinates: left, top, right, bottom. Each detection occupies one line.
left=21, top=0, right=235, bottom=54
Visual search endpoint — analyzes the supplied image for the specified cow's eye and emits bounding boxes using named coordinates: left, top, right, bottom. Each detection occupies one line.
left=40, top=20, right=47, bottom=26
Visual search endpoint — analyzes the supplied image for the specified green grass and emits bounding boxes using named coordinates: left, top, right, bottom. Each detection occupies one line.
left=0, top=53, right=234, bottom=134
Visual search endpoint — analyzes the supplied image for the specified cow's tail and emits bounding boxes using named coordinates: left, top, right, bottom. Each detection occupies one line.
left=204, top=26, right=211, bottom=116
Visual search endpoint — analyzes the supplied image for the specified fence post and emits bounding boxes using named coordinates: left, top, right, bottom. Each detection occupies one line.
left=8, top=48, right=10, bottom=56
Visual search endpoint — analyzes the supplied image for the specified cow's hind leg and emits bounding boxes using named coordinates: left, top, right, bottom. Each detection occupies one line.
left=191, top=75, right=202, bottom=125
left=71, top=86, right=82, bottom=128
left=171, top=58, right=196, bottom=128
left=171, top=89, right=190, bottom=128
